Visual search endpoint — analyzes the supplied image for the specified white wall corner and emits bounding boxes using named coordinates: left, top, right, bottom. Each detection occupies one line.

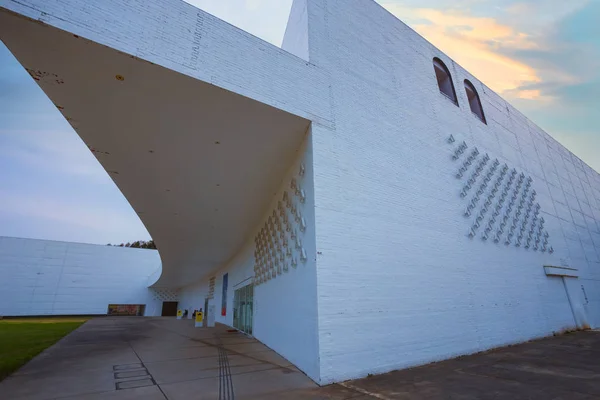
left=282, top=0, right=309, bottom=61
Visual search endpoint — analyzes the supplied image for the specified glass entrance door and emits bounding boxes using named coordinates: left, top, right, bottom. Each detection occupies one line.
left=233, top=284, right=253, bottom=335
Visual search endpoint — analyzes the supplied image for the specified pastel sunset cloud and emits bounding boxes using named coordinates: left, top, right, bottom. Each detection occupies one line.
left=382, top=5, right=543, bottom=97
left=380, top=0, right=598, bottom=171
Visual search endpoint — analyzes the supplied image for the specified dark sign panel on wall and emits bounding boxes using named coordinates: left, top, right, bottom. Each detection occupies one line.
left=208, top=276, right=216, bottom=298
left=107, top=304, right=145, bottom=316
left=221, top=273, right=228, bottom=316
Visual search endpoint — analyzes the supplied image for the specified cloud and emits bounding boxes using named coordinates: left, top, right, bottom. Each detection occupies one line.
left=516, top=89, right=541, bottom=100
left=245, top=0, right=263, bottom=11
left=503, top=1, right=590, bottom=28
left=500, top=1, right=600, bottom=173
left=380, top=1, right=598, bottom=171
left=382, top=4, right=544, bottom=97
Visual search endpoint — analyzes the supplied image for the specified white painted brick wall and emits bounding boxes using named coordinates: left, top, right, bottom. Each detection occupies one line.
left=0, top=236, right=162, bottom=316
left=307, top=0, right=600, bottom=384
left=282, top=0, right=309, bottom=61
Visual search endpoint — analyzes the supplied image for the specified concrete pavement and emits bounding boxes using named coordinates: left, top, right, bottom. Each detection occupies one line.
left=0, top=317, right=362, bottom=399
left=2, top=317, right=600, bottom=399
left=345, top=329, right=600, bottom=399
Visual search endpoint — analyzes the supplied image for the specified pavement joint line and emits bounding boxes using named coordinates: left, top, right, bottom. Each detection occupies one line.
left=113, top=367, right=148, bottom=373
left=338, top=387, right=373, bottom=400
left=114, top=368, right=157, bottom=390
left=338, top=382, right=392, bottom=400
left=113, top=363, right=145, bottom=371
left=115, top=374, right=152, bottom=383
left=116, top=378, right=155, bottom=390
left=224, top=348, right=272, bottom=354
left=123, top=341, right=166, bottom=399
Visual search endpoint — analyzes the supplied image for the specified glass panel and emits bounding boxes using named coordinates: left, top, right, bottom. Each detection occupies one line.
left=233, top=290, right=240, bottom=330
left=243, top=285, right=248, bottom=334
left=237, top=287, right=242, bottom=332
left=243, top=285, right=248, bottom=333
left=248, top=284, right=253, bottom=335
left=232, top=285, right=254, bottom=335
left=239, top=286, right=245, bottom=333
left=243, top=286, right=247, bottom=334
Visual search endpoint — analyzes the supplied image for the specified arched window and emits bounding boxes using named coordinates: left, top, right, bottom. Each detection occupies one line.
left=464, top=79, right=486, bottom=124
left=433, top=58, right=458, bottom=105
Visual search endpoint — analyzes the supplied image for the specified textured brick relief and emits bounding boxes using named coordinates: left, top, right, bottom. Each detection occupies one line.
left=253, top=163, right=308, bottom=286
left=448, top=135, right=553, bottom=253
left=150, top=288, right=179, bottom=301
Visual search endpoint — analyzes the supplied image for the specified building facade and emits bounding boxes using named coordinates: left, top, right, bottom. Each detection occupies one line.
left=1, top=0, right=599, bottom=385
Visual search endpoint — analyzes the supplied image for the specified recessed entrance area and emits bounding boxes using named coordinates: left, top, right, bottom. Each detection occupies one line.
left=161, top=301, right=178, bottom=317
left=233, top=284, right=254, bottom=335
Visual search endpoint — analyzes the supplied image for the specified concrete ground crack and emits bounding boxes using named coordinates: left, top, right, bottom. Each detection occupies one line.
left=338, top=382, right=392, bottom=400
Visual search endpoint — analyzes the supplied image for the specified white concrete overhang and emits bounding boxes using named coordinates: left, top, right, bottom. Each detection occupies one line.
left=0, top=6, right=313, bottom=287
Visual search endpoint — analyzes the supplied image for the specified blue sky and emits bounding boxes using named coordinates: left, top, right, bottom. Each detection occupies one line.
left=0, top=0, right=598, bottom=244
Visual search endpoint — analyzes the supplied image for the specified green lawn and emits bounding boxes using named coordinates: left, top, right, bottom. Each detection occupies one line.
left=0, top=317, right=87, bottom=381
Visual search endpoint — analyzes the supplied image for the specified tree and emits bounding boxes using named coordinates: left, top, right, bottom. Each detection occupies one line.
left=107, top=240, right=156, bottom=250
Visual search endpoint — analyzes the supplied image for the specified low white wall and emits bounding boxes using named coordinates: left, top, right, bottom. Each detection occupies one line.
left=179, top=131, right=320, bottom=381
left=0, top=236, right=163, bottom=316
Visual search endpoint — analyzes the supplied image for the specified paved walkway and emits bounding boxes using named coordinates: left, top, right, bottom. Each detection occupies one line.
left=1, top=317, right=600, bottom=399
left=0, top=317, right=361, bottom=399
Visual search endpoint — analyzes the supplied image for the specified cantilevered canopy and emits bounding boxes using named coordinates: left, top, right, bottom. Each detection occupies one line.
left=0, top=9, right=310, bottom=287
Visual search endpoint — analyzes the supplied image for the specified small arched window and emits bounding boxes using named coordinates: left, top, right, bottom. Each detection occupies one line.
left=433, top=58, right=458, bottom=105
left=464, top=80, right=486, bottom=124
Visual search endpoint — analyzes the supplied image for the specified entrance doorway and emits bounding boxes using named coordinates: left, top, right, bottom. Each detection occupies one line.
left=161, top=301, right=178, bottom=316
left=562, top=277, right=590, bottom=329
left=233, top=284, right=254, bottom=335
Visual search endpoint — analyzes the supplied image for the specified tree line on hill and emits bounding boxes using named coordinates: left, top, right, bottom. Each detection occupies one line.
left=106, top=240, right=156, bottom=249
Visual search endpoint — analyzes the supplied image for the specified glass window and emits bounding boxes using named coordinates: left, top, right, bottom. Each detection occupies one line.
left=233, top=284, right=254, bottom=335
left=233, top=290, right=240, bottom=330
left=433, top=57, right=458, bottom=105
left=464, top=79, right=486, bottom=124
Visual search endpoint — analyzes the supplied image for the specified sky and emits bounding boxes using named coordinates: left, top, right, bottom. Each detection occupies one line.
left=0, top=0, right=598, bottom=245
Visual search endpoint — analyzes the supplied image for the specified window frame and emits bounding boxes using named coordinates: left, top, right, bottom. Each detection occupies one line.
left=464, top=79, right=487, bottom=124
left=433, top=57, right=459, bottom=106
